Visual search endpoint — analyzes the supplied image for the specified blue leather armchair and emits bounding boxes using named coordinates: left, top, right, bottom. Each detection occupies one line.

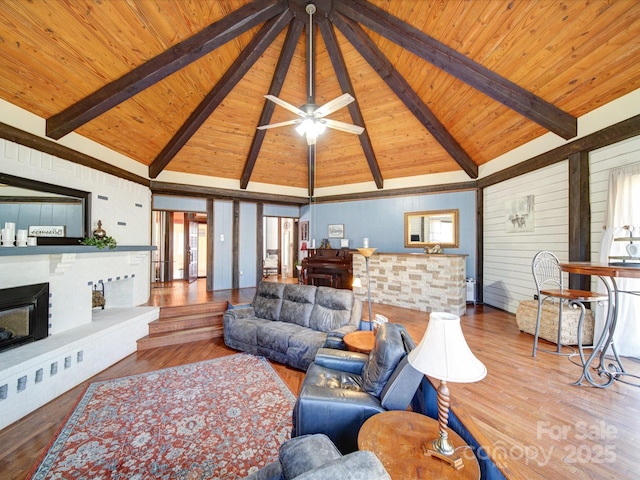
left=291, top=323, right=423, bottom=453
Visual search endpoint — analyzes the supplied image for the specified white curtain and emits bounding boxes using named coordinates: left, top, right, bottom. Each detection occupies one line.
left=596, top=162, right=640, bottom=358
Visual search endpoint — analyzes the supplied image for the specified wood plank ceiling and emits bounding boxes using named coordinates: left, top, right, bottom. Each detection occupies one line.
left=0, top=0, right=639, bottom=196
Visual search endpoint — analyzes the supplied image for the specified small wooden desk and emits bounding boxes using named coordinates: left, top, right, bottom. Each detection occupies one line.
left=343, top=330, right=375, bottom=353
left=358, top=410, right=480, bottom=479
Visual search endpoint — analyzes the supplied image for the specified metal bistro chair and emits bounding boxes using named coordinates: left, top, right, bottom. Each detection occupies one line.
left=531, top=251, right=608, bottom=358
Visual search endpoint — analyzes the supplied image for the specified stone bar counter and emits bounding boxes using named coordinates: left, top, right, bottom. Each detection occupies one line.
left=352, top=252, right=467, bottom=316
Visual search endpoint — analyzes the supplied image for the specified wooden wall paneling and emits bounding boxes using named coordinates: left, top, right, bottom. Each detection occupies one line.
left=483, top=162, right=569, bottom=313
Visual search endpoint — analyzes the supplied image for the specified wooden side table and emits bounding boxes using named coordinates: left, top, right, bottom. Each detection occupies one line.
left=358, top=410, right=480, bottom=480
left=343, top=330, right=375, bottom=353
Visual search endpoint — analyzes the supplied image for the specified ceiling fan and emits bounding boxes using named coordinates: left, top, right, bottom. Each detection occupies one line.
left=257, top=3, right=364, bottom=146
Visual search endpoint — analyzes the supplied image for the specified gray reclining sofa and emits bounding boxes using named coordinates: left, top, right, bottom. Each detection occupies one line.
left=242, top=433, right=390, bottom=480
left=223, top=282, right=362, bottom=370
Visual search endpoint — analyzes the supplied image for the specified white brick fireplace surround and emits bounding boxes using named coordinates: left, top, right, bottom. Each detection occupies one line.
left=0, top=247, right=158, bottom=430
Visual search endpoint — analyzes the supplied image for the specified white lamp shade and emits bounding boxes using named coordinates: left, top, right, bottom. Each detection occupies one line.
left=408, top=312, right=487, bottom=383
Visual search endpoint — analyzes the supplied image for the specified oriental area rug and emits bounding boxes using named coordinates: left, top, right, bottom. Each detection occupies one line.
left=27, top=354, right=296, bottom=479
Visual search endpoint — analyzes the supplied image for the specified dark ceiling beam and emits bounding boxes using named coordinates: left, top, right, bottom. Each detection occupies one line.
left=318, top=18, right=383, bottom=189
left=148, top=11, right=293, bottom=179
left=151, top=180, right=309, bottom=205
left=45, top=0, right=287, bottom=140
left=241, top=18, right=305, bottom=189
left=335, top=0, right=577, bottom=140
left=331, top=12, right=478, bottom=179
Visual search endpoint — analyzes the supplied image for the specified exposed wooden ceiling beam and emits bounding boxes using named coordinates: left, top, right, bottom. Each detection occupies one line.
left=331, top=12, right=478, bottom=179
left=318, top=18, right=383, bottom=189
left=241, top=18, right=305, bottom=189
left=45, top=0, right=287, bottom=140
left=335, top=0, right=577, bottom=140
left=148, top=10, right=293, bottom=179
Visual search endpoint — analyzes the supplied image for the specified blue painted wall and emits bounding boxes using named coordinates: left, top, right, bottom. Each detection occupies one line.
left=213, top=200, right=233, bottom=290
left=301, top=190, right=476, bottom=279
left=154, top=190, right=477, bottom=288
left=239, top=202, right=258, bottom=288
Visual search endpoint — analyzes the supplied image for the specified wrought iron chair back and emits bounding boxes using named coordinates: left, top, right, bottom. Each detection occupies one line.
left=530, top=251, right=607, bottom=358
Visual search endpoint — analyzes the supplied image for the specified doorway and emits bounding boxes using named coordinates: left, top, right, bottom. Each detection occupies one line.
left=151, top=211, right=207, bottom=284
left=263, top=216, right=297, bottom=280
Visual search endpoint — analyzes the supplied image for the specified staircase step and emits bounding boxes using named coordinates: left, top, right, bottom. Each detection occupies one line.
left=159, top=301, right=228, bottom=319
left=136, top=325, right=224, bottom=350
left=149, top=313, right=223, bottom=334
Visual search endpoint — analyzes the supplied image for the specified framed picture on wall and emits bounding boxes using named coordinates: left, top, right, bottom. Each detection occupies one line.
left=328, top=224, right=344, bottom=238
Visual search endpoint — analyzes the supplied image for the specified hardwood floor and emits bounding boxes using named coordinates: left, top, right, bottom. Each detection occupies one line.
left=1, top=278, right=638, bottom=480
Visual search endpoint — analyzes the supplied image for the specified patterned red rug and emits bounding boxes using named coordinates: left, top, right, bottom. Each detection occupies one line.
left=27, top=354, right=295, bottom=479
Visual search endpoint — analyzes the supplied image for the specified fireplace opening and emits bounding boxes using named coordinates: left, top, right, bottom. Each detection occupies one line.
left=0, top=283, right=49, bottom=353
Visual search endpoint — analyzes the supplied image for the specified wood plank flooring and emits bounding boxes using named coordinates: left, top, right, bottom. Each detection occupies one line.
left=1, top=278, right=638, bottom=480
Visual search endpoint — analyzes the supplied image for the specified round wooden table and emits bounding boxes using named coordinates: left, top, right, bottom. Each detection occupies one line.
left=358, top=410, right=480, bottom=480
left=343, top=330, right=375, bottom=353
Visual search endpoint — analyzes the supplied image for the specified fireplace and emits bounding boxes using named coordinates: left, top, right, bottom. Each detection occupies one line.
left=0, top=283, right=49, bottom=353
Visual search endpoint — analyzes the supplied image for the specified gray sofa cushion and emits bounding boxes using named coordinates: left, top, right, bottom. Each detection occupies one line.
left=257, top=321, right=307, bottom=353
left=254, top=282, right=286, bottom=321
left=361, top=323, right=406, bottom=397
left=280, top=284, right=317, bottom=327
left=294, top=451, right=390, bottom=480
left=309, top=287, right=355, bottom=332
left=241, top=434, right=390, bottom=480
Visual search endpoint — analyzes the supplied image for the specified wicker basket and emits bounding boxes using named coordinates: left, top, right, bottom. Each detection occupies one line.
left=516, top=300, right=594, bottom=346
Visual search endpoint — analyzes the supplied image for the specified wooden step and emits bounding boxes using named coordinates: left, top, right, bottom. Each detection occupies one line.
left=136, top=325, right=224, bottom=350
left=149, top=312, right=223, bottom=334
left=136, top=300, right=231, bottom=351
left=159, top=301, right=228, bottom=319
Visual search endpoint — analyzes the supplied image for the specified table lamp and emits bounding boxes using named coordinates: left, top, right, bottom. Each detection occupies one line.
left=407, top=312, right=487, bottom=470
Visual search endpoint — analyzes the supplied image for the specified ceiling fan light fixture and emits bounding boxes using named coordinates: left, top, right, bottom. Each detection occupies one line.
left=315, top=120, right=327, bottom=135
left=295, top=118, right=314, bottom=136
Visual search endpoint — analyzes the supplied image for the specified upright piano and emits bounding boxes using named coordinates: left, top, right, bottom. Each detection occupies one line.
left=302, top=248, right=353, bottom=289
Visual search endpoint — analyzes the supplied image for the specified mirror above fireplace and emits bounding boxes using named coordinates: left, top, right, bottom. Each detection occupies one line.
left=404, top=209, right=459, bottom=249
left=0, top=172, right=90, bottom=244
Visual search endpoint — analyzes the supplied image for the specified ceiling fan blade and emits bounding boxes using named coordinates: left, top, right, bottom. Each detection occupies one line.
left=264, top=95, right=306, bottom=117
left=257, top=119, right=300, bottom=130
left=314, top=93, right=355, bottom=118
left=322, top=118, right=365, bottom=135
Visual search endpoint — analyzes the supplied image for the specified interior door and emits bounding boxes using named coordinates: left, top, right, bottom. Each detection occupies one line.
left=187, top=218, right=199, bottom=283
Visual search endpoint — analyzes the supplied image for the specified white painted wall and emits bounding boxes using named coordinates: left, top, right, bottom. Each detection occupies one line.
left=482, top=134, right=640, bottom=315
left=590, top=136, right=640, bottom=262
left=1, top=138, right=151, bottom=245
left=483, top=162, right=569, bottom=313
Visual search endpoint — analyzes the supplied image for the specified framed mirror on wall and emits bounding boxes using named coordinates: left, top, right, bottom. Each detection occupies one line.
left=0, top=172, right=91, bottom=244
left=404, top=209, right=459, bottom=248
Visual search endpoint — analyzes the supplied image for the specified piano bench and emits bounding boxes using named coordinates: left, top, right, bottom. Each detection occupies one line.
left=307, top=273, right=339, bottom=288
